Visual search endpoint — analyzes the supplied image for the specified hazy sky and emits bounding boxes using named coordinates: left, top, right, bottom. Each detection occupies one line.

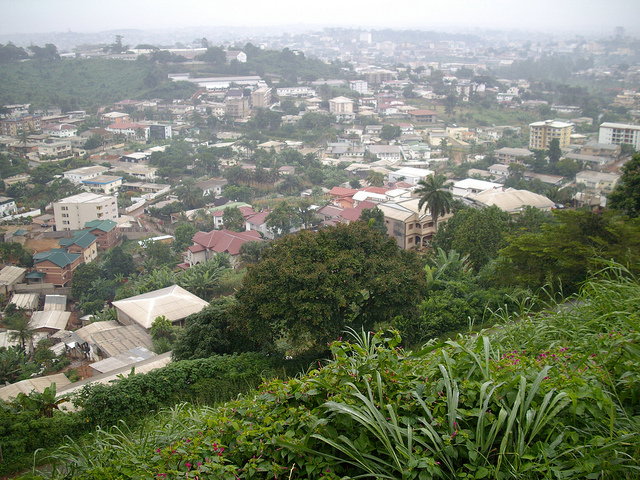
left=1, top=0, right=639, bottom=35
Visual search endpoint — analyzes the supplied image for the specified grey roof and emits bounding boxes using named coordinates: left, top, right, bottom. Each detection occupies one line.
left=10, top=292, right=39, bottom=310
left=89, top=324, right=153, bottom=358
left=470, top=188, right=555, bottom=212
left=0, top=266, right=27, bottom=286
left=90, top=347, right=156, bottom=374
left=0, top=373, right=71, bottom=402
left=29, top=311, right=71, bottom=332
left=44, top=295, right=67, bottom=311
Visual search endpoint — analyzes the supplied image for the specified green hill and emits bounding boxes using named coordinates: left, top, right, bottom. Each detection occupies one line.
left=25, top=263, right=640, bottom=479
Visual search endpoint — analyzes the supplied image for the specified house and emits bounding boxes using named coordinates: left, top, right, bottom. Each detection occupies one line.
left=29, top=311, right=71, bottom=335
left=0, top=196, right=17, bottom=217
left=245, top=210, right=273, bottom=238
left=32, top=249, right=82, bottom=287
left=82, top=175, right=123, bottom=195
left=378, top=197, right=453, bottom=249
left=452, top=179, right=502, bottom=198
left=105, top=123, right=149, bottom=140
left=38, top=140, right=73, bottom=158
left=575, top=171, right=621, bottom=192
left=0, top=373, right=71, bottom=402
left=100, top=112, right=130, bottom=124
left=112, top=285, right=209, bottom=331
left=468, top=188, right=555, bottom=213
left=42, top=123, right=78, bottom=138
left=495, top=147, right=534, bottom=165
left=54, top=192, right=118, bottom=231
left=74, top=321, right=153, bottom=361
left=407, top=109, right=437, bottom=123
left=387, top=167, right=434, bottom=185
left=369, top=145, right=402, bottom=162
left=9, top=292, right=39, bottom=313
left=488, top=164, right=510, bottom=178
left=194, top=178, right=228, bottom=197
left=226, top=50, right=247, bottom=63
left=185, top=229, right=263, bottom=266
left=63, top=165, right=109, bottom=184
left=59, top=230, right=98, bottom=263
left=84, top=219, right=119, bottom=251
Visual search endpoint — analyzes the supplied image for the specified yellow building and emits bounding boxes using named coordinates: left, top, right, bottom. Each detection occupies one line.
left=529, top=120, right=573, bottom=150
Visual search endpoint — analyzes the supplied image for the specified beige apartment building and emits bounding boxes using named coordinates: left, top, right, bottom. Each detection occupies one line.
left=251, top=87, right=272, bottom=109
left=529, top=120, right=573, bottom=150
left=53, top=192, right=118, bottom=231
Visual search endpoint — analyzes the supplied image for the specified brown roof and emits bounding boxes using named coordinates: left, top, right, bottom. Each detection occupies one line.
left=191, top=229, right=262, bottom=256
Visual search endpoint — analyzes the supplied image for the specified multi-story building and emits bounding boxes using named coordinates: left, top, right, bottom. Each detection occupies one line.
left=54, top=192, right=118, bottom=231
left=529, top=120, right=573, bottom=150
left=32, top=249, right=82, bottom=287
left=82, top=175, right=123, bottom=195
left=275, top=87, right=316, bottom=98
left=378, top=197, right=453, bottom=249
left=41, top=123, right=78, bottom=137
left=0, top=197, right=17, bottom=217
left=598, top=122, right=640, bottom=151
left=0, top=115, right=42, bottom=136
left=59, top=230, right=99, bottom=263
left=349, top=80, right=369, bottom=95
left=38, top=140, right=73, bottom=158
left=84, top=219, right=119, bottom=251
left=496, top=147, right=534, bottom=165
left=251, top=87, right=272, bottom=109
left=225, top=97, right=251, bottom=118
left=329, top=96, right=355, bottom=121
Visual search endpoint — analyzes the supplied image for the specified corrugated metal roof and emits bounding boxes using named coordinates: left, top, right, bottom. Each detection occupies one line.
left=29, top=311, right=71, bottom=331
left=90, top=347, right=156, bottom=374
left=10, top=292, right=39, bottom=310
left=89, top=324, right=153, bottom=357
left=0, top=373, right=71, bottom=402
left=44, top=295, right=67, bottom=311
left=0, top=266, right=27, bottom=286
left=112, top=285, right=209, bottom=330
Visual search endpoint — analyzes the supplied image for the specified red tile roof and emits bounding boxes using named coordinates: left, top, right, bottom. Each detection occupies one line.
left=191, top=229, right=262, bottom=256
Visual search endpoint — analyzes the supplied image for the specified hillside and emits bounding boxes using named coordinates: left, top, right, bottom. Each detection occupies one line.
left=0, top=58, right=193, bottom=110
left=28, top=263, right=640, bottom=479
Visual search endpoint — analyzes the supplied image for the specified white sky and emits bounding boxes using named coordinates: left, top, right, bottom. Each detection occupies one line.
left=1, top=0, right=639, bottom=35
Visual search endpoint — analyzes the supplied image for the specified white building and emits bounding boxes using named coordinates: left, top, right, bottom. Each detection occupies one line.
left=452, top=179, right=502, bottom=198
left=388, top=167, right=434, bottom=185
left=42, top=123, right=78, bottom=138
left=0, top=197, right=17, bottom=217
left=53, top=192, right=118, bottom=231
left=349, top=80, right=369, bottom=95
left=63, top=166, right=110, bottom=185
left=598, top=122, right=640, bottom=151
left=82, top=175, right=123, bottom=195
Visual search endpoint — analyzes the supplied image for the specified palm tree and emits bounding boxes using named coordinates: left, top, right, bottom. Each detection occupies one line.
left=6, top=310, right=35, bottom=354
left=365, top=170, right=385, bottom=187
left=416, top=174, right=454, bottom=232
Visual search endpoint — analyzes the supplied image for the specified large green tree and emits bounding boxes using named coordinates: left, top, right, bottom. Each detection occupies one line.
left=432, top=206, right=512, bottom=271
left=416, top=174, right=454, bottom=232
left=608, top=152, right=640, bottom=218
left=232, top=222, right=426, bottom=355
left=497, top=210, right=640, bottom=292
left=222, top=206, right=245, bottom=232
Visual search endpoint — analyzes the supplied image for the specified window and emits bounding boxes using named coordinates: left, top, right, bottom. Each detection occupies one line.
left=408, top=223, right=413, bottom=229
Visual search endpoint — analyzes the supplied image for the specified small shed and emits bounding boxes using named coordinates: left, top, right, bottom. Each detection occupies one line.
left=9, top=292, right=39, bottom=312
left=0, top=266, right=27, bottom=295
left=44, top=295, right=67, bottom=311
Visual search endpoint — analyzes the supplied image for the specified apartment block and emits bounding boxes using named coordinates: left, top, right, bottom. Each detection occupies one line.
left=598, top=122, right=640, bottom=151
left=54, top=192, right=118, bottom=231
left=529, top=120, right=573, bottom=150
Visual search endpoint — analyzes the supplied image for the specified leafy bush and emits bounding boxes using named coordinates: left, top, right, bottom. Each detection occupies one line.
left=37, top=267, right=640, bottom=479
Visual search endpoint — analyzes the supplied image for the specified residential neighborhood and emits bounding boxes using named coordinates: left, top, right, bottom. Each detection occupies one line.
left=1, top=13, right=640, bottom=477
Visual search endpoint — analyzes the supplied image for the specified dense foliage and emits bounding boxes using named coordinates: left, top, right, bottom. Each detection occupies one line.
left=232, top=221, right=427, bottom=355
left=34, top=265, right=640, bottom=479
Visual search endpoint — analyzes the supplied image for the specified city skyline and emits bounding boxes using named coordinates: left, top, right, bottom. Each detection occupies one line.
left=2, top=0, right=640, bottom=37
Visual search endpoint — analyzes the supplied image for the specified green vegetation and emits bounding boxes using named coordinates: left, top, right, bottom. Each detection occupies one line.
left=233, top=222, right=426, bottom=355
left=0, top=58, right=196, bottom=110
left=24, top=264, right=640, bottom=479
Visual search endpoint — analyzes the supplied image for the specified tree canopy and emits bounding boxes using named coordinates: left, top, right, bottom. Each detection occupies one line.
left=608, top=152, right=640, bottom=218
left=232, top=221, right=426, bottom=355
